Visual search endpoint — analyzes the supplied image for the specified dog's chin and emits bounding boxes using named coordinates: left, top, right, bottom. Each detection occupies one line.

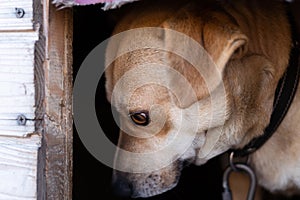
left=131, top=180, right=179, bottom=198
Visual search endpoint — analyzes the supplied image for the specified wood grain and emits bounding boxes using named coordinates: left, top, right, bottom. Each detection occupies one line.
left=0, top=31, right=38, bottom=137
left=0, top=20, right=40, bottom=200
left=0, top=135, right=40, bottom=200
left=35, top=2, right=73, bottom=199
left=0, top=1, right=34, bottom=31
left=0, top=0, right=72, bottom=199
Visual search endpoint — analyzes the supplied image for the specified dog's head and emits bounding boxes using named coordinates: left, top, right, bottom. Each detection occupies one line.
left=104, top=1, right=290, bottom=198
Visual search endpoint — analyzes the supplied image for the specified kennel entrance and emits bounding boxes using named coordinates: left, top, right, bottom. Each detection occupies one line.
left=1, top=0, right=300, bottom=199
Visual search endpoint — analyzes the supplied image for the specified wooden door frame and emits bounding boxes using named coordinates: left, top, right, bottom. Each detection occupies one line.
left=34, top=1, right=73, bottom=199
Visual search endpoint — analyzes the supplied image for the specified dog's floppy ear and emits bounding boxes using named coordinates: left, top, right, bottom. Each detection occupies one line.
left=203, top=21, right=248, bottom=71
left=161, top=11, right=248, bottom=107
left=163, top=14, right=248, bottom=74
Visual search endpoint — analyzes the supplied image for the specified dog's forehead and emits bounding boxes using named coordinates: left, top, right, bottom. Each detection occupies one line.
left=106, top=23, right=230, bottom=109
left=127, top=84, right=171, bottom=110
left=110, top=50, right=213, bottom=110
left=112, top=77, right=172, bottom=112
left=116, top=50, right=167, bottom=74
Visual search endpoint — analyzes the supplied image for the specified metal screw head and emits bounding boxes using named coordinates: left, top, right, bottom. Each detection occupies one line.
left=15, top=8, right=25, bottom=18
left=17, top=114, right=27, bottom=126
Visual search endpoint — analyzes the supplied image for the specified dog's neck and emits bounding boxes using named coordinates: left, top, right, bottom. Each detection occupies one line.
left=233, top=40, right=300, bottom=157
left=244, top=26, right=300, bottom=194
left=249, top=83, right=300, bottom=193
left=237, top=9, right=300, bottom=191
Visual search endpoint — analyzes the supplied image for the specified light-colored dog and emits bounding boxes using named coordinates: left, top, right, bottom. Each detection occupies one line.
left=105, top=0, right=300, bottom=198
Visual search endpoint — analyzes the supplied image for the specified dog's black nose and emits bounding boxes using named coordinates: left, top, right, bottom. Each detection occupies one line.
left=112, top=175, right=132, bottom=197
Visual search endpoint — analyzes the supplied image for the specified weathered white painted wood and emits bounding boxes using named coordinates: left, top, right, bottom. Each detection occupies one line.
left=0, top=66, right=34, bottom=74
left=0, top=60, right=34, bottom=66
left=0, top=32, right=38, bottom=40
left=0, top=120, right=35, bottom=137
left=0, top=0, right=45, bottom=199
left=0, top=31, right=38, bottom=137
left=0, top=100, right=35, bottom=109
left=0, top=135, right=40, bottom=200
left=0, top=1, right=33, bottom=31
left=0, top=83, right=34, bottom=96
left=0, top=113, right=35, bottom=120
left=0, top=73, right=34, bottom=83
left=0, top=48, right=34, bottom=55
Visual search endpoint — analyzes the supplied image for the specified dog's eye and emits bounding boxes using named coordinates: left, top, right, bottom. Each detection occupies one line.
left=129, top=111, right=150, bottom=126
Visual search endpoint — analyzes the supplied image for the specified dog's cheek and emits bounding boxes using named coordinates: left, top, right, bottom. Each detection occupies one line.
left=179, top=133, right=206, bottom=162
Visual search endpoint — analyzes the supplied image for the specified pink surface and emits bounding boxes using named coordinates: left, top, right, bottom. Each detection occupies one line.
left=75, top=0, right=113, bottom=4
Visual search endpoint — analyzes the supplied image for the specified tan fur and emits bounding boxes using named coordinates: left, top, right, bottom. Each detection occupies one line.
left=105, top=0, right=299, bottom=198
